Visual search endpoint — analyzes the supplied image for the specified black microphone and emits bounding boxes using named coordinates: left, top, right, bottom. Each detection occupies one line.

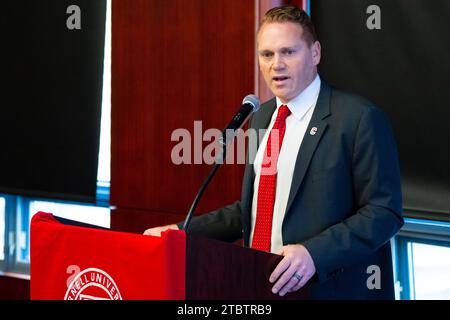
left=219, top=94, right=261, bottom=147
left=182, top=94, right=261, bottom=232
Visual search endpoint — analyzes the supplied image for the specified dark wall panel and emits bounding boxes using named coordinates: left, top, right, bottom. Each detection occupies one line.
left=311, top=0, right=450, bottom=218
left=2, top=0, right=106, bottom=202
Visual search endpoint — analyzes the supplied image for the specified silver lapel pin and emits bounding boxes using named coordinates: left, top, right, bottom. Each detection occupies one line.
left=310, top=127, right=318, bottom=136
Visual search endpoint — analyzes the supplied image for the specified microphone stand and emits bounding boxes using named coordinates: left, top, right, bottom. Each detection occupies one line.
left=182, top=143, right=227, bottom=232
left=181, top=95, right=259, bottom=232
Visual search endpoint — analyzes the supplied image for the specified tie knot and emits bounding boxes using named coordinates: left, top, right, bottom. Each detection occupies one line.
left=276, top=105, right=291, bottom=122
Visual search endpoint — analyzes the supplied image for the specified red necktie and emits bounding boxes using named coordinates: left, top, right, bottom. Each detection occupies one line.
left=252, top=105, right=291, bottom=252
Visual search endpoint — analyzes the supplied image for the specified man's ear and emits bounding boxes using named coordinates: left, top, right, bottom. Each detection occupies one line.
left=311, top=41, right=321, bottom=66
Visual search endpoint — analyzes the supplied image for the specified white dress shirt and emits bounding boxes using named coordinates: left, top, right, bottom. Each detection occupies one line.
left=250, top=75, right=321, bottom=253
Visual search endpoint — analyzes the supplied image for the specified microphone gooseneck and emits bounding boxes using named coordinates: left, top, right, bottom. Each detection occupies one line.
left=182, top=94, right=261, bottom=232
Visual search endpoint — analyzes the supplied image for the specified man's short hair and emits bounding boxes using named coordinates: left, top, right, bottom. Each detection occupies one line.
left=259, top=6, right=318, bottom=46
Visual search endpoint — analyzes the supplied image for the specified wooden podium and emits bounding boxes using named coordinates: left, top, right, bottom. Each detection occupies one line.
left=30, top=212, right=308, bottom=300
left=186, top=235, right=309, bottom=300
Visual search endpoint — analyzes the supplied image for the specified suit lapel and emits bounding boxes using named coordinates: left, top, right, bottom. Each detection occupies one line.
left=285, top=83, right=332, bottom=216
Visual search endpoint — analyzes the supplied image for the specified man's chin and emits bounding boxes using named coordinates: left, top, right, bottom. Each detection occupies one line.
left=272, top=91, right=291, bottom=103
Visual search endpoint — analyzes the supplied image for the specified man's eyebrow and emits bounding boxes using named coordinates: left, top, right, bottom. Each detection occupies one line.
left=258, top=46, right=300, bottom=53
left=279, top=45, right=300, bottom=50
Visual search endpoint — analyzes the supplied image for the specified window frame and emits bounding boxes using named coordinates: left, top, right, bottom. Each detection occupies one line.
left=394, top=217, right=450, bottom=300
left=0, top=184, right=110, bottom=276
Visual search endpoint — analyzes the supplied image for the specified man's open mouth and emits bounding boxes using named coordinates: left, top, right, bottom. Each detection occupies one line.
left=272, top=76, right=290, bottom=82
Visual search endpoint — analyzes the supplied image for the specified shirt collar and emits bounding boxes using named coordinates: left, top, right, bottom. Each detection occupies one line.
left=275, top=74, right=321, bottom=121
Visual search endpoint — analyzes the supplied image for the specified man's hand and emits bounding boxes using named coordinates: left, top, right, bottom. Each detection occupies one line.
left=143, top=224, right=179, bottom=237
left=269, top=244, right=316, bottom=296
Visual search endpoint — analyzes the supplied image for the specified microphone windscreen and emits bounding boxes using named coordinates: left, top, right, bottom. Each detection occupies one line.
left=242, top=94, right=261, bottom=112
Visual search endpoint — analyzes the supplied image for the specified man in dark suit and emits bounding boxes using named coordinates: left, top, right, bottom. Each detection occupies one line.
left=144, top=6, right=403, bottom=299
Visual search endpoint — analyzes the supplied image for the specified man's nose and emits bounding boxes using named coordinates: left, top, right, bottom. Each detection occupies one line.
left=272, top=54, right=286, bottom=70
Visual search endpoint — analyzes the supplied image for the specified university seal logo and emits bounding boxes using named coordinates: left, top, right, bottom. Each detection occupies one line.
left=64, top=268, right=122, bottom=300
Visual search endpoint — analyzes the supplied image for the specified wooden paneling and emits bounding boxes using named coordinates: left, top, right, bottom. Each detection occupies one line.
left=0, top=275, right=30, bottom=300
left=186, top=234, right=309, bottom=299
left=286, top=0, right=306, bottom=10
left=111, top=208, right=185, bottom=234
left=111, top=0, right=255, bottom=220
left=110, top=1, right=304, bottom=230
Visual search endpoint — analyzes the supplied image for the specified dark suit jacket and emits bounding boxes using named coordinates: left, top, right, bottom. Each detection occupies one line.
left=182, top=82, right=404, bottom=299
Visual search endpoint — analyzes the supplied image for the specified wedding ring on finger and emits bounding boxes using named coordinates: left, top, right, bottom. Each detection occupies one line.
left=293, top=272, right=303, bottom=282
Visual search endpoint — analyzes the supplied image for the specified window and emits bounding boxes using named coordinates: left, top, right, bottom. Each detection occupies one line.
left=410, top=242, right=450, bottom=299
left=98, top=0, right=111, bottom=184
left=14, top=199, right=110, bottom=265
left=29, top=201, right=110, bottom=230
left=394, top=218, right=450, bottom=300
left=0, top=197, right=5, bottom=261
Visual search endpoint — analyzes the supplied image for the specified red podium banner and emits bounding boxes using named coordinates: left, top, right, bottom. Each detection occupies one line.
left=30, top=212, right=185, bottom=300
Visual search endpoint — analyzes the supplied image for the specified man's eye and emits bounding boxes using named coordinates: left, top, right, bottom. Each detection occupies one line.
left=261, top=52, right=273, bottom=58
left=285, top=50, right=295, bottom=55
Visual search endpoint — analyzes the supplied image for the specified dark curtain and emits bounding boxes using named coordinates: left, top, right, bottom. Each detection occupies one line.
left=1, top=0, right=106, bottom=202
left=311, top=0, right=450, bottom=219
